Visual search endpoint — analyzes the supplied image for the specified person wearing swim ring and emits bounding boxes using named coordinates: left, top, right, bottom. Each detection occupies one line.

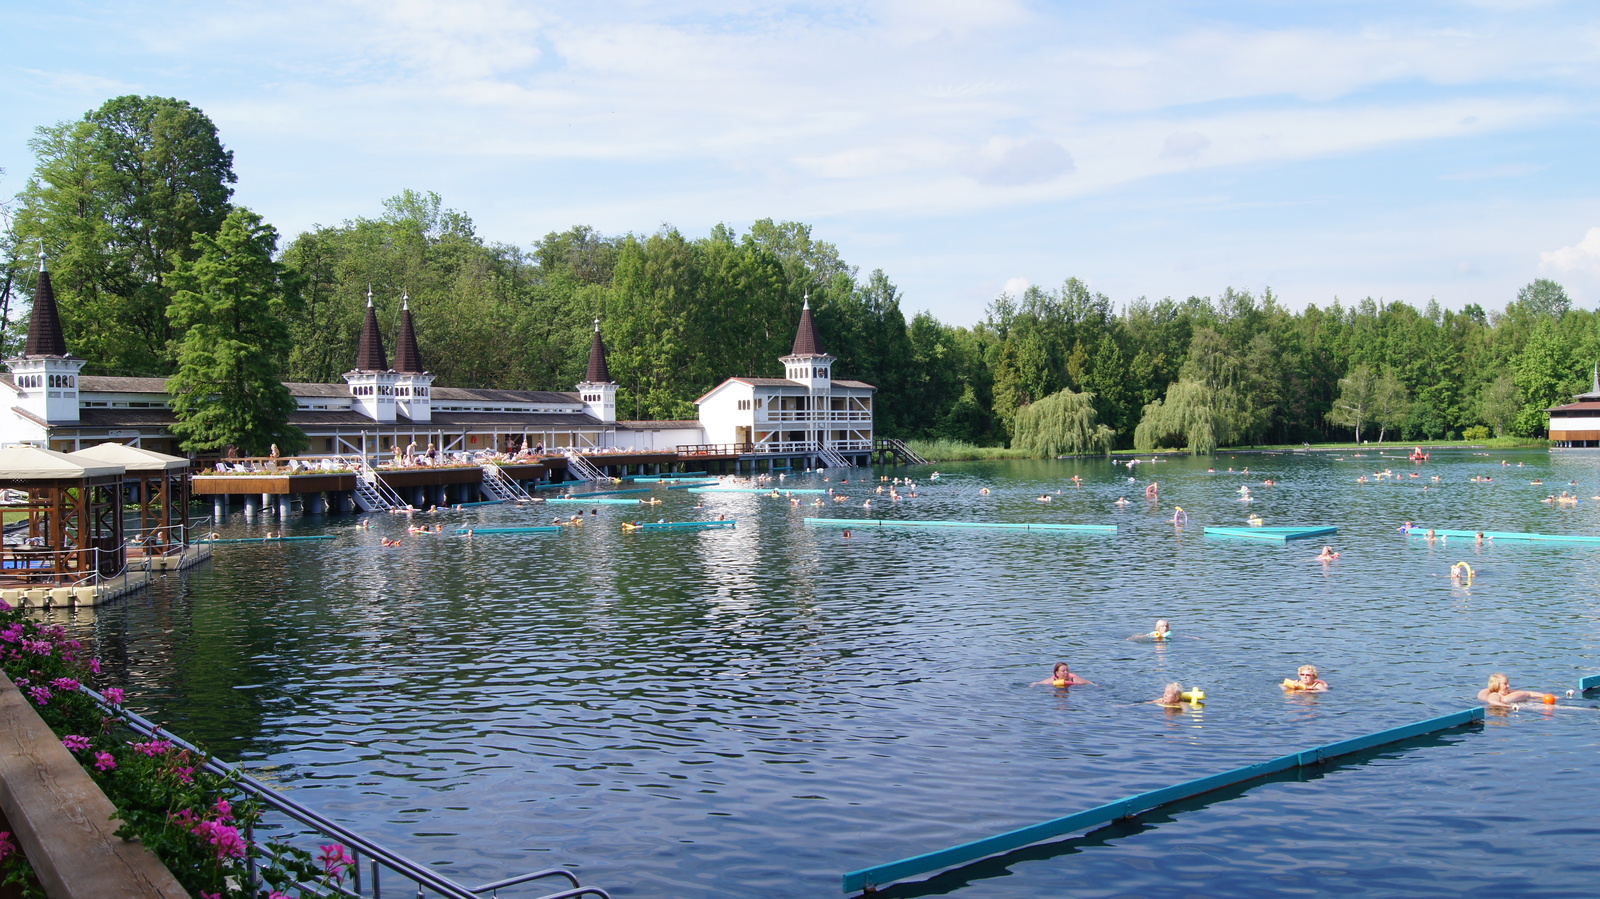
left=1151, top=683, right=1185, bottom=708
left=1479, top=673, right=1553, bottom=707
left=1282, top=665, right=1328, bottom=692
left=1132, top=619, right=1173, bottom=641
left=1035, top=662, right=1095, bottom=687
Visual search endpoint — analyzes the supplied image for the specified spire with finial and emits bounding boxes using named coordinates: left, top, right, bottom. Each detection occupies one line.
left=585, top=317, right=612, bottom=383
left=790, top=291, right=825, bottom=356
left=23, top=246, right=68, bottom=357
left=393, top=290, right=424, bottom=374
left=354, top=287, right=388, bottom=371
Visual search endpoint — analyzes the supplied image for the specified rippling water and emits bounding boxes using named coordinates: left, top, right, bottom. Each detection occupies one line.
left=48, top=448, right=1600, bottom=897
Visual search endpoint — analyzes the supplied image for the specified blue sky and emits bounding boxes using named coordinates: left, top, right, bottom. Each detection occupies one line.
left=4, top=0, right=1599, bottom=325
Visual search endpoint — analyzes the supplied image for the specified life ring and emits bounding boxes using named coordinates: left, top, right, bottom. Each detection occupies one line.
left=1451, top=561, right=1473, bottom=581
left=1172, top=507, right=1188, bottom=525
left=1180, top=688, right=1205, bottom=704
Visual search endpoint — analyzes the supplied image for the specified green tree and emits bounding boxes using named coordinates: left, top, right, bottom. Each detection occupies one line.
left=1012, top=388, right=1115, bottom=457
left=1372, top=370, right=1411, bottom=442
left=1478, top=373, right=1520, bottom=437
left=10, top=96, right=236, bottom=376
left=1326, top=364, right=1378, bottom=443
left=165, top=208, right=306, bottom=455
left=1133, top=380, right=1222, bottom=454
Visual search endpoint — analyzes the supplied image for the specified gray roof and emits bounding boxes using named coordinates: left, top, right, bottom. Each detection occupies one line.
left=617, top=420, right=701, bottom=430
left=732, top=377, right=876, bottom=390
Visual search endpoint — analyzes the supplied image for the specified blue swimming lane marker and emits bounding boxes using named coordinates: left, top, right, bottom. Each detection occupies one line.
left=841, top=707, right=1484, bottom=895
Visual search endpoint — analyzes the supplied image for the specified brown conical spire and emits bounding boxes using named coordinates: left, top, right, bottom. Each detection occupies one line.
left=393, top=291, right=424, bottom=374
left=24, top=251, right=68, bottom=357
left=354, top=288, right=388, bottom=371
left=585, top=318, right=611, bottom=383
left=790, top=292, right=825, bottom=356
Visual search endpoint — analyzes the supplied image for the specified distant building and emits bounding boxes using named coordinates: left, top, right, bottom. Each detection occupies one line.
left=1, top=263, right=874, bottom=465
left=1546, top=365, right=1600, bottom=447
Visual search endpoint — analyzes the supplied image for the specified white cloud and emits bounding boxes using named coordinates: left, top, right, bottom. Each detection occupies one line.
left=1002, top=276, right=1032, bottom=296
left=1540, top=228, right=1600, bottom=275
left=964, top=137, right=1075, bottom=187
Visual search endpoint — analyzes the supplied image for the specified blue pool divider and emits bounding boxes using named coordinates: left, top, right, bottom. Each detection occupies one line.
left=664, top=480, right=723, bottom=489
left=554, top=487, right=651, bottom=497
left=1411, top=528, right=1600, bottom=545
left=623, top=520, right=736, bottom=531
left=453, top=526, right=562, bottom=535
left=450, top=499, right=505, bottom=507
left=689, top=487, right=829, bottom=495
left=1205, top=526, right=1337, bottom=542
left=545, top=497, right=650, bottom=505
left=196, top=535, right=338, bottom=544
left=806, top=518, right=1115, bottom=534
left=1579, top=674, right=1600, bottom=691
left=841, top=707, right=1484, bottom=895
left=622, top=472, right=709, bottom=480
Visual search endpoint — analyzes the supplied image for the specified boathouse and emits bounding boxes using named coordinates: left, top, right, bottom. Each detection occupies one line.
left=1547, top=365, right=1600, bottom=447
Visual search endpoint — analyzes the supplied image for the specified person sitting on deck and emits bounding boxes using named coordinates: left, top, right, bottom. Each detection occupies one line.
left=1479, top=673, right=1554, bottom=708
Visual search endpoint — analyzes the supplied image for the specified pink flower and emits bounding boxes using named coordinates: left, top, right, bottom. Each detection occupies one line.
left=62, top=734, right=91, bottom=753
left=132, top=739, right=174, bottom=757
left=51, top=677, right=80, bottom=691
left=28, top=686, right=50, bottom=706
left=194, top=821, right=246, bottom=860
left=202, top=893, right=221, bottom=899
left=213, top=797, right=232, bottom=821
left=173, top=766, right=194, bottom=784
left=318, top=843, right=354, bottom=879
left=0, top=597, right=11, bottom=611
left=93, top=751, right=116, bottom=772
left=103, top=687, right=124, bottom=705
left=268, top=892, right=290, bottom=899
left=0, top=831, right=15, bottom=862
left=88, top=658, right=101, bottom=674
left=0, top=623, right=22, bottom=642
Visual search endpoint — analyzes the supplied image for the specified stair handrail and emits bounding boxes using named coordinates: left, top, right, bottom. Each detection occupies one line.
left=562, top=451, right=606, bottom=482
left=480, top=463, right=536, bottom=503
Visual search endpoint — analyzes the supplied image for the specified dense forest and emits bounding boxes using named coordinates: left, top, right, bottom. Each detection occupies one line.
left=4, top=96, right=1596, bottom=452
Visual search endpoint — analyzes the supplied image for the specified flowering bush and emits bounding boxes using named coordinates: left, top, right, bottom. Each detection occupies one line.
left=0, top=600, right=323, bottom=897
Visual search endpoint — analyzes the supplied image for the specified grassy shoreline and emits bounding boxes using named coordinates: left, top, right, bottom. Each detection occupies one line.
left=902, top=437, right=1552, bottom=463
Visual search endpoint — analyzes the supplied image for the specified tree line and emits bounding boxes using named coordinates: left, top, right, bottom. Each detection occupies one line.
left=3, top=96, right=1594, bottom=454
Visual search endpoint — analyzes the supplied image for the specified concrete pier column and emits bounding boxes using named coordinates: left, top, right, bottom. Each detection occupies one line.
left=412, top=486, right=426, bottom=508
left=434, top=485, right=448, bottom=507
left=308, top=493, right=326, bottom=514
left=243, top=496, right=260, bottom=518
left=277, top=496, right=293, bottom=518
left=213, top=496, right=226, bottom=522
left=339, top=492, right=355, bottom=513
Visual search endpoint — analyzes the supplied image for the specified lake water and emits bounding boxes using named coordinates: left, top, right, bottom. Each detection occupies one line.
left=52, top=448, right=1600, bottom=897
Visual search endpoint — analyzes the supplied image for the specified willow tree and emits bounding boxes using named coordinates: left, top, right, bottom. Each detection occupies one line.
left=1133, top=380, right=1223, bottom=454
left=1012, top=388, right=1114, bottom=457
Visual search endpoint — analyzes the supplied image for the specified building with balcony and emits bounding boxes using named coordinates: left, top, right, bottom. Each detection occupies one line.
left=1547, top=365, right=1600, bottom=447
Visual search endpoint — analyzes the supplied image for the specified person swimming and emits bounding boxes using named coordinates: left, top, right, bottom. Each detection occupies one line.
left=1035, top=662, right=1096, bottom=687
left=1114, top=496, right=1130, bottom=506
left=1478, top=673, right=1554, bottom=708
left=1282, top=665, right=1328, bottom=692
left=1151, top=682, right=1186, bottom=708
left=1133, top=619, right=1173, bottom=641
left=1317, top=546, right=1339, bottom=561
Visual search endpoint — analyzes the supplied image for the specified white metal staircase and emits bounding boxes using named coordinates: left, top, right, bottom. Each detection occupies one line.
left=814, top=443, right=852, bottom=470
left=880, top=437, right=930, bottom=465
left=338, top=457, right=409, bottom=511
left=563, top=451, right=607, bottom=481
left=480, top=463, right=536, bottom=503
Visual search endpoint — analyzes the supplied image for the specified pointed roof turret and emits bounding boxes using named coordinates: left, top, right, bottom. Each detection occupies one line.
left=23, top=250, right=68, bottom=357
left=354, top=287, right=388, bottom=371
left=790, top=293, right=826, bottom=357
left=585, top=318, right=612, bottom=383
left=393, top=291, right=424, bottom=374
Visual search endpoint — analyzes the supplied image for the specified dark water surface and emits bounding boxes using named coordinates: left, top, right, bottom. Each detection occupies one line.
left=52, top=448, right=1600, bottom=897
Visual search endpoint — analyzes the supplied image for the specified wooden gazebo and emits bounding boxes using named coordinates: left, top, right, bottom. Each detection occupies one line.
left=69, top=443, right=192, bottom=556
left=0, top=446, right=125, bottom=585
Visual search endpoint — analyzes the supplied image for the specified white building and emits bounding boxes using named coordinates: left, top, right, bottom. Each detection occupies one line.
left=695, top=297, right=876, bottom=462
left=1547, top=365, right=1600, bottom=447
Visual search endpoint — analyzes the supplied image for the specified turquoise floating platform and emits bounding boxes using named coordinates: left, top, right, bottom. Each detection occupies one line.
left=622, top=472, right=708, bottom=480
left=1580, top=674, right=1600, bottom=691
left=453, top=526, right=562, bottom=535
left=806, top=518, right=1116, bottom=534
left=545, top=497, right=653, bottom=505
left=689, top=487, right=829, bottom=494
left=196, top=535, right=338, bottom=544
left=1206, top=526, right=1337, bottom=542
left=624, top=520, right=736, bottom=531
left=664, top=480, right=723, bottom=489
left=1411, top=528, right=1600, bottom=545
left=841, top=707, right=1484, bottom=894
left=450, top=499, right=504, bottom=507
left=551, top=487, right=651, bottom=497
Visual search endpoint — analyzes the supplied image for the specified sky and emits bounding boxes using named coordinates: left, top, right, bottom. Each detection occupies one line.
left=3, top=0, right=1599, bottom=326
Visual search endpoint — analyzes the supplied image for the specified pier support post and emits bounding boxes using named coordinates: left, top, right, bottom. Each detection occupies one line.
left=243, top=496, right=260, bottom=519
left=277, top=496, right=292, bottom=518
left=307, top=493, right=326, bottom=515
left=339, top=492, right=354, bottom=513
left=213, top=496, right=225, bottom=522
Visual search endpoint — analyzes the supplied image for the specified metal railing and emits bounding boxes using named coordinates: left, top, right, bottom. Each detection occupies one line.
left=75, top=686, right=611, bottom=899
left=480, top=464, right=536, bottom=503
left=814, top=443, right=852, bottom=469
left=759, top=411, right=872, bottom=423
left=0, top=544, right=132, bottom=589
left=876, top=437, right=930, bottom=465
left=337, top=457, right=408, bottom=511
left=562, top=452, right=607, bottom=482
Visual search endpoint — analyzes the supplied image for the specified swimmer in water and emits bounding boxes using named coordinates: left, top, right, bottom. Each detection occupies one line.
left=1133, top=619, right=1173, bottom=641
left=1035, top=662, right=1095, bottom=687
left=1114, top=496, right=1130, bottom=507
left=1479, top=673, right=1554, bottom=708
left=1037, top=494, right=1051, bottom=502
left=1282, top=665, right=1328, bottom=692
left=1247, top=514, right=1264, bottom=526
left=979, top=487, right=991, bottom=495
left=1151, top=683, right=1186, bottom=708
left=1316, top=545, right=1338, bottom=561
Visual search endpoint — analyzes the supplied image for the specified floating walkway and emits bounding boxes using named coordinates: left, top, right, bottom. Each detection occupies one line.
left=663, top=480, right=723, bottom=489
left=622, top=520, right=736, bottom=531
left=1205, top=526, right=1337, bottom=542
left=545, top=497, right=654, bottom=505
left=689, top=487, right=829, bottom=495
left=1580, top=674, right=1600, bottom=692
left=195, top=535, right=338, bottom=544
left=842, top=707, right=1484, bottom=894
left=622, top=472, right=709, bottom=481
left=453, top=526, right=562, bottom=535
left=555, top=487, right=652, bottom=497
left=1411, top=528, right=1600, bottom=545
left=806, top=518, right=1116, bottom=534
